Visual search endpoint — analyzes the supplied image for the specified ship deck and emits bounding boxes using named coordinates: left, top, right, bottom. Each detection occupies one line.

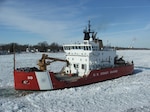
left=53, top=63, right=133, bottom=82
left=54, top=73, right=81, bottom=82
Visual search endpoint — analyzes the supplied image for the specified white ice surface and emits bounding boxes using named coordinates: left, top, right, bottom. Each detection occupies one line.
left=0, top=50, right=150, bottom=112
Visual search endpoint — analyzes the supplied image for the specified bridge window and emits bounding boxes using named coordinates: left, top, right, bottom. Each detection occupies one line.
left=89, top=46, right=91, bottom=50
left=83, top=46, right=91, bottom=50
left=74, top=64, right=79, bottom=68
left=92, top=46, right=99, bottom=51
left=81, top=46, right=84, bottom=50
left=86, top=46, right=89, bottom=50
left=81, top=64, right=86, bottom=69
left=64, top=45, right=92, bottom=50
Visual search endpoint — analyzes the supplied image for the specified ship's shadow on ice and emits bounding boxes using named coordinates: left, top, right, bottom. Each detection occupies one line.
left=133, top=68, right=143, bottom=74
left=0, top=87, right=34, bottom=98
left=133, top=66, right=150, bottom=74
left=135, top=66, right=150, bottom=70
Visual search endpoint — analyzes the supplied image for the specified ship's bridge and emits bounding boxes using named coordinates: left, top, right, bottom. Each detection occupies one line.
left=63, top=41, right=100, bottom=52
left=63, top=40, right=104, bottom=77
left=62, top=21, right=116, bottom=77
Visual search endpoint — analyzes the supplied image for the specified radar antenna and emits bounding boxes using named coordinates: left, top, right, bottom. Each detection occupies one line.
left=88, top=20, right=91, bottom=32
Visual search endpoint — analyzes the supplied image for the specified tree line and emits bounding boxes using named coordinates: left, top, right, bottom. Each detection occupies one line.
left=0, top=41, right=63, bottom=53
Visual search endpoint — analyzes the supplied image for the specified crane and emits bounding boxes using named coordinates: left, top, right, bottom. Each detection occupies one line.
left=37, top=54, right=69, bottom=71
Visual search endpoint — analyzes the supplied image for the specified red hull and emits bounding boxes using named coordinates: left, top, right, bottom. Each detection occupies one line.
left=14, top=64, right=134, bottom=90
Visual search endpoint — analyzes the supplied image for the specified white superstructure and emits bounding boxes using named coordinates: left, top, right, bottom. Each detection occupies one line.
left=63, top=21, right=116, bottom=77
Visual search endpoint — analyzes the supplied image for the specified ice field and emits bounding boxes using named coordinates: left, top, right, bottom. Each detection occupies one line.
left=0, top=50, right=150, bottom=112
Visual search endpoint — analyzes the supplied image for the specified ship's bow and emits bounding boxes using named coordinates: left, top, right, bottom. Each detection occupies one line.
left=14, top=70, right=53, bottom=90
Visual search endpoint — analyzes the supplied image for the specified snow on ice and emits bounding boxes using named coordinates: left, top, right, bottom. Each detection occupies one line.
left=0, top=50, right=150, bottom=112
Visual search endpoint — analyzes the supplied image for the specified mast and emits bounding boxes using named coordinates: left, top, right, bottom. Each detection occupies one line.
left=13, top=43, right=16, bottom=70
left=83, top=20, right=94, bottom=40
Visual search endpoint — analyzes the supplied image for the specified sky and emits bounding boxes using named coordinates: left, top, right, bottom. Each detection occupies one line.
left=0, top=0, right=150, bottom=48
